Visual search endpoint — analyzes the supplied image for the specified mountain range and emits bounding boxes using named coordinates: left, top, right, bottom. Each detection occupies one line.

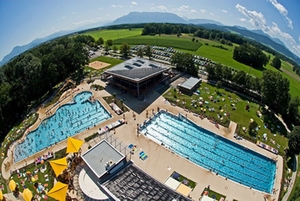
left=1, top=11, right=299, bottom=66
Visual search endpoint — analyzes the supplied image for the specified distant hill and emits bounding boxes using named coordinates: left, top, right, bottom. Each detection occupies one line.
left=187, top=18, right=223, bottom=26
left=0, top=30, right=75, bottom=66
left=111, top=12, right=187, bottom=25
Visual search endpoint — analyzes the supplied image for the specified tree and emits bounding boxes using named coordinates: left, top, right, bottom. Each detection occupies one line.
left=171, top=52, right=198, bottom=75
left=271, top=56, right=281, bottom=69
left=137, top=47, right=144, bottom=58
left=97, top=37, right=104, bottom=45
left=144, top=45, right=152, bottom=59
left=120, top=43, right=130, bottom=58
left=113, top=45, right=118, bottom=53
left=288, top=126, right=300, bottom=155
left=248, top=120, right=258, bottom=136
left=106, top=39, right=113, bottom=47
left=261, top=70, right=291, bottom=114
left=286, top=96, right=300, bottom=125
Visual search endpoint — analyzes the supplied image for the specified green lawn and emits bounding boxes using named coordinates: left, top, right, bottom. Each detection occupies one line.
left=163, top=82, right=288, bottom=154
left=83, top=28, right=142, bottom=41
left=113, top=35, right=202, bottom=51
left=288, top=155, right=300, bottom=201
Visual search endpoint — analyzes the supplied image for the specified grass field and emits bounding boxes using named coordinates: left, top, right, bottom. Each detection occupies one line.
left=83, top=28, right=142, bottom=41
left=113, top=35, right=202, bottom=51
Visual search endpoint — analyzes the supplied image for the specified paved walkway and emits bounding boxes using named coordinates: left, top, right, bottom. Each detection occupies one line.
left=1, top=80, right=284, bottom=201
left=282, top=155, right=298, bottom=201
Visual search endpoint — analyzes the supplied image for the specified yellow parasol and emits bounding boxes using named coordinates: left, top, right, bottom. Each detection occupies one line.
left=49, top=157, right=68, bottom=177
left=66, top=137, right=84, bottom=153
left=9, top=179, right=16, bottom=191
left=47, top=181, right=68, bottom=201
left=0, top=190, right=3, bottom=200
left=22, top=188, right=33, bottom=201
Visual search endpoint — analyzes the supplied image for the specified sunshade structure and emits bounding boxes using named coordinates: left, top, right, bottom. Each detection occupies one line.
left=47, top=181, right=68, bottom=201
left=66, top=137, right=84, bottom=153
left=49, top=157, right=68, bottom=177
left=0, top=190, right=3, bottom=200
left=9, top=180, right=16, bottom=191
left=22, top=189, right=33, bottom=201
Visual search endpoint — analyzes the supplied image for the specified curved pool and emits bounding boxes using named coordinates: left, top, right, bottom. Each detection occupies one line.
left=139, top=111, right=276, bottom=193
left=14, top=91, right=111, bottom=162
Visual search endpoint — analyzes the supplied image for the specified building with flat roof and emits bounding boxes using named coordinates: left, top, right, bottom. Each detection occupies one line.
left=78, top=139, right=192, bottom=201
left=178, top=77, right=202, bottom=95
left=103, top=57, right=170, bottom=98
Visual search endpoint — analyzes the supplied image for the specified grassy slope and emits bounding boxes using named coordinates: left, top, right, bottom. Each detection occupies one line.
left=113, top=35, right=202, bottom=51
left=83, top=28, right=142, bottom=41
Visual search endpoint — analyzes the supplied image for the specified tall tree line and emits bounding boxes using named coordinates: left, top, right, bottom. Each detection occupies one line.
left=0, top=35, right=91, bottom=138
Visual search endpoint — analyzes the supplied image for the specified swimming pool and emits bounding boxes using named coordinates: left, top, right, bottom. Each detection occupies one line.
left=139, top=111, right=276, bottom=193
left=14, top=91, right=111, bottom=163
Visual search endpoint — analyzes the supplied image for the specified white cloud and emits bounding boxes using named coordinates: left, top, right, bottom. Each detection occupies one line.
left=236, top=4, right=266, bottom=28
left=157, top=5, right=168, bottom=11
left=268, top=0, right=293, bottom=29
left=299, top=37, right=300, bottom=42
left=222, top=9, right=228, bottom=13
left=199, top=9, right=206, bottom=14
left=111, top=5, right=116, bottom=8
left=239, top=18, right=247, bottom=22
left=190, top=9, right=198, bottom=13
left=150, top=7, right=155, bottom=10
left=210, top=13, right=215, bottom=16
left=176, top=5, right=189, bottom=12
left=236, top=4, right=300, bottom=56
left=62, top=16, right=66, bottom=19
left=131, top=1, right=137, bottom=5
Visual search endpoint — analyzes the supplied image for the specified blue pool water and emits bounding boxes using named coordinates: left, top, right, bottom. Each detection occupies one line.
left=139, top=111, right=276, bottom=193
left=14, top=91, right=111, bottom=162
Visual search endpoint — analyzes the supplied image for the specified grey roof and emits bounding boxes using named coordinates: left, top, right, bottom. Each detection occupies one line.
left=104, top=165, right=192, bottom=201
left=82, top=140, right=124, bottom=178
left=106, top=57, right=169, bottom=82
left=180, top=77, right=201, bottom=90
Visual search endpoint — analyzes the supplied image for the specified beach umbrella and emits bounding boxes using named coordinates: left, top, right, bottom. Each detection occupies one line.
left=0, top=190, right=3, bottom=200
left=22, top=188, right=33, bottom=201
left=49, top=157, right=68, bottom=177
left=9, top=179, right=16, bottom=191
left=47, top=181, right=68, bottom=201
left=66, top=137, right=84, bottom=153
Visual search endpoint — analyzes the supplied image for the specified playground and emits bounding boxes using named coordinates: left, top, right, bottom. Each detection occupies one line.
left=88, top=61, right=110, bottom=70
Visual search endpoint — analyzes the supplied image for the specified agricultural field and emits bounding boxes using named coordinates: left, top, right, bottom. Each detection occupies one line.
left=83, top=28, right=142, bottom=41
left=113, top=35, right=202, bottom=51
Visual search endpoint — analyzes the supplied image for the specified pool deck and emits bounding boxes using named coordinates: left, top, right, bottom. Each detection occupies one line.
left=1, top=80, right=283, bottom=201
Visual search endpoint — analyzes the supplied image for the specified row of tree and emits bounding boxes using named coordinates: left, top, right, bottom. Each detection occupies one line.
left=170, top=52, right=198, bottom=76
left=0, top=35, right=91, bottom=138
left=232, top=44, right=269, bottom=69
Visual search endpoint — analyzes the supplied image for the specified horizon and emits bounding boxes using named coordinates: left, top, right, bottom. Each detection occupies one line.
left=0, top=0, right=300, bottom=61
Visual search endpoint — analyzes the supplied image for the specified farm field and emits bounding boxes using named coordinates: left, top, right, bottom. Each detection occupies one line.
left=113, top=35, right=202, bottom=51
left=83, top=28, right=142, bottom=41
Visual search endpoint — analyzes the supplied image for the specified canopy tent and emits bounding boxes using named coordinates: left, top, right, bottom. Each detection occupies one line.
left=22, top=189, right=33, bottom=201
left=9, top=180, right=16, bottom=191
left=0, top=190, right=3, bottom=200
left=66, top=137, right=84, bottom=153
left=47, top=181, right=68, bottom=201
left=49, top=157, right=68, bottom=177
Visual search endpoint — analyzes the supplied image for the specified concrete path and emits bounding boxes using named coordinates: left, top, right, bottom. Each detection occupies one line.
left=282, top=155, right=298, bottom=201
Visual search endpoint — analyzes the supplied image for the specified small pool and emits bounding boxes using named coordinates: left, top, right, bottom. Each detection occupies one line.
left=14, top=91, right=111, bottom=162
left=139, top=111, right=276, bottom=193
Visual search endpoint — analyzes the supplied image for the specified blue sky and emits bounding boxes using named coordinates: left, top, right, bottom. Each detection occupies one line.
left=0, top=0, right=300, bottom=61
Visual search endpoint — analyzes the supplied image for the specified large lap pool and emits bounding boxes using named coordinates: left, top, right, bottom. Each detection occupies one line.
left=14, top=91, right=111, bottom=163
left=139, top=111, right=276, bottom=193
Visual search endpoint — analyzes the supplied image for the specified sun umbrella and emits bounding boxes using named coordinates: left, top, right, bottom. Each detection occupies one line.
left=0, top=190, right=3, bottom=200
left=9, top=180, right=16, bottom=191
left=49, top=157, right=68, bottom=177
left=22, top=188, right=33, bottom=201
left=47, top=181, right=68, bottom=201
left=66, top=137, right=84, bottom=153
